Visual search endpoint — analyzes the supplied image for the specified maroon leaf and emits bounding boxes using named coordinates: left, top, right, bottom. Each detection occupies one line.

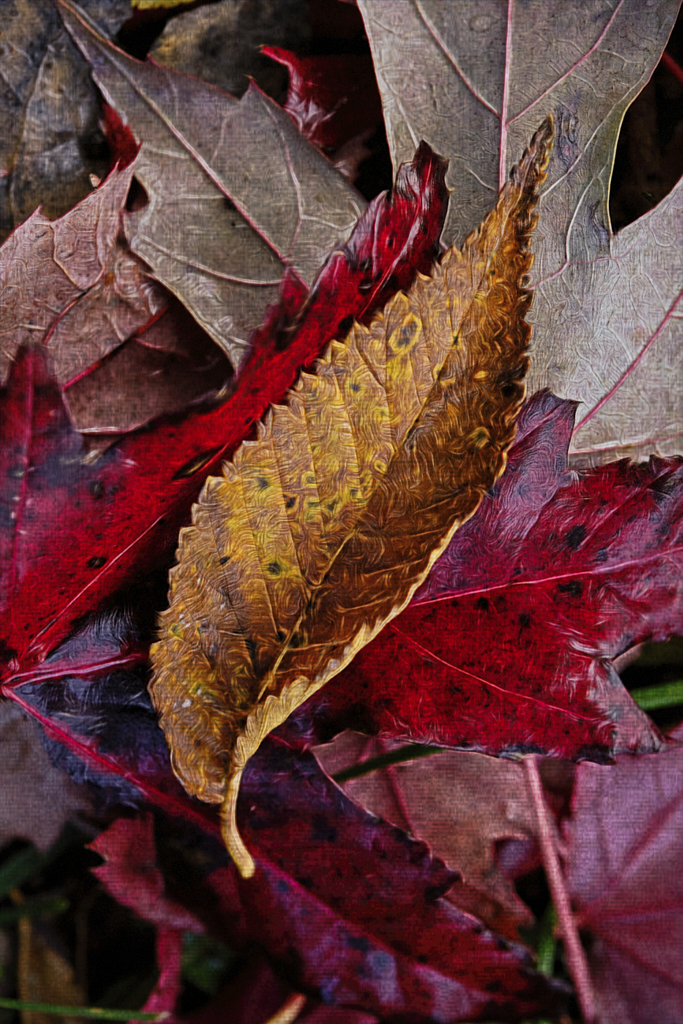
left=90, top=813, right=202, bottom=932
left=564, top=743, right=683, bottom=1024
left=0, top=142, right=447, bottom=687
left=294, top=391, right=671, bottom=759
left=30, top=698, right=562, bottom=1021
left=263, top=46, right=382, bottom=173
left=209, top=743, right=565, bottom=1023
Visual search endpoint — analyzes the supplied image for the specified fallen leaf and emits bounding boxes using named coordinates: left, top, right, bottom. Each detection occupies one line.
left=0, top=161, right=158, bottom=386
left=14, top=629, right=563, bottom=1022
left=263, top=47, right=383, bottom=178
left=0, top=0, right=130, bottom=243
left=63, top=293, right=232, bottom=436
left=563, top=743, right=683, bottom=1024
left=150, top=120, right=553, bottom=876
left=293, top=390, right=669, bottom=758
left=0, top=701, right=91, bottom=852
left=90, top=813, right=202, bottom=932
left=315, top=732, right=536, bottom=940
left=0, top=135, right=446, bottom=694
left=58, top=0, right=365, bottom=370
left=357, top=0, right=683, bottom=461
left=18, top=916, right=86, bottom=1024
left=149, top=0, right=310, bottom=101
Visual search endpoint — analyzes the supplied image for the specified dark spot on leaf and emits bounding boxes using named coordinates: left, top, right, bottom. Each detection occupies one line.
left=398, top=321, right=417, bottom=347
left=565, top=524, right=586, bottom=550
left=219, top=556, right=229, bottom=566
left=558, top=580, right=583, bottom=597
left=347, top=934, right=371, bottom=953
left=276, top=630, right=286, bottom=643
left=359, top=257, right=371, bottom=274
left=285, top=496, right=296, bottom=509
left=267, top=561, right=281, bottom=576
left=358, top=279, right=373, bottom=293
left=256, top=476, right=269, bottom=490
left=595, top=547, right=608, bottom=563
left=519, top=613, right=531, bottom=627
left=476, top=597, right=489, bottom=611
left=89, top=480, right=104, bottom=499
left=86, top=556, right=106, bottom=570
left=277, top=879, right=289, bottom=893
left=338, top=315, right=353, bottom=335
left=311, top=814, right=337, bottom=844
left=350, top=382, right=360, bottom=392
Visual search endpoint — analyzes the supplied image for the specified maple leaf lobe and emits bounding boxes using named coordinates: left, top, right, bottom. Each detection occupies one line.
left=150, top=118, right=554, bottom=877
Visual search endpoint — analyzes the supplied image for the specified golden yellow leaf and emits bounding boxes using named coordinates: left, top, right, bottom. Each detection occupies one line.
left=149, top=118, right=553, bottom=878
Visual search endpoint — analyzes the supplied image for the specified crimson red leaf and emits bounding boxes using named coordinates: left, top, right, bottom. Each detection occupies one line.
left=91, top=813, right=202, bottom=932
left=15, top=651, right=563, bottom=1024
left=0, top=142, right=447, bottom=687
left=293, top=391, right=670, bottom=759
left=263, top=46, right=382, bottom=154
left=564, top=743, right=683, bottom=1024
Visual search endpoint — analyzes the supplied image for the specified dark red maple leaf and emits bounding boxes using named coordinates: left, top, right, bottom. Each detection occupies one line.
left=288, top=391, right=673, bottom=760
left=0, top=141, right=447, bottom=689
left=69, top=734, right=563, bottom=1023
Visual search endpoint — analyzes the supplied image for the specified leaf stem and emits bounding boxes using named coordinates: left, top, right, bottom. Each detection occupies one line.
left=523, top=755, right=596, bottom=1024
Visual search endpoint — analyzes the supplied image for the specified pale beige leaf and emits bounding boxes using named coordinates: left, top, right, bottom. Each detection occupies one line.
left=58, top=0, right=365, bottom=370
left=0, top=161, right=166, bottom=386
left=357, top=0, right=682, bottom=461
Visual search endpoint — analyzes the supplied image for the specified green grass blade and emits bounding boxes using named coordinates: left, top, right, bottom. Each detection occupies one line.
left=332, top=743, right=442, bottom=783
left=631, top=680, right=683, bottom=711
left=0, top=997, right=164, bottom=1020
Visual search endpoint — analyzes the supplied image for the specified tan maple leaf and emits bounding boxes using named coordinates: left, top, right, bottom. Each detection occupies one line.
left=149, top=119, right=553, bottom=877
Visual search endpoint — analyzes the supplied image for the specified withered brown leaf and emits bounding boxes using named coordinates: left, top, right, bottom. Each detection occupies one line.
left=150, top=118, right=553, bottom=877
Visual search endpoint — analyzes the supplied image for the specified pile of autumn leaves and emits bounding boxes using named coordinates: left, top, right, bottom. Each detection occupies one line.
left=0, top=5, right=682, bottom=1024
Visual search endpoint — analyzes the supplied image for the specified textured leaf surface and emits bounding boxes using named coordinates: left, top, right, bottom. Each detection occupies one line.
left=316, top=732, right=537, bottom=940
left=58, top=0, right=365, bottom=369
left=0, top=0, right=130, bottom=243
left=292, top=391, right=669, bottom=758
left=357, top=0, right=683, bottom=461
left=10, top=650, right=562, bottom=1024
left=564, top=744, right=683, bottom=1024
left=0, top=162, right=161, bottom=386
left=150, top=121, right=553, bottom=875
left=0, top=139, right=446, bottom=692
left=263, top=46, right=383, bottom=180
left=148, top=0, right=310, bottom=101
